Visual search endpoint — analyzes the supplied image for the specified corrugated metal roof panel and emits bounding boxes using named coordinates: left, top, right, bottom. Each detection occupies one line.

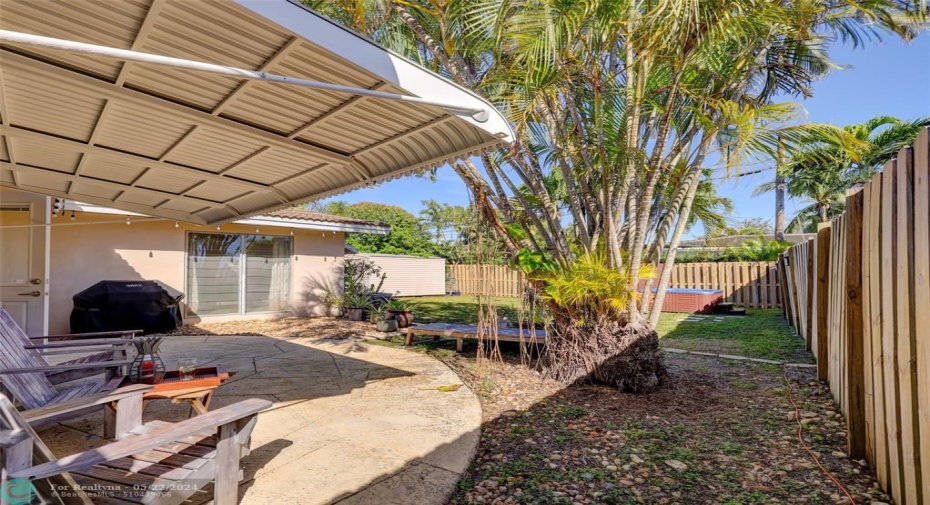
left=16, top=175, right=69, bottom=194
left=223, top=83, right=345, bottom=135
left=94, top=103, right=193, bottom=158
left=163, top=127, right=268, bottom=173
left=0, top=0, right=513, bottom=226
left=183, top=183, right=252, bottom=204
left=79, top=155, right=148, bottom=185
left=0, top=0, right=141, bottom=79
left=3, top=60, right=105, bottom=141
left=115, top=191, right=168, bottom=208
left=133, top=169, right=202, bottom=194
left=157, top=198, right=213, bottom=214
left=70, top=181, right=123, bottom=201
left=12, top=138, right=82, bottom=172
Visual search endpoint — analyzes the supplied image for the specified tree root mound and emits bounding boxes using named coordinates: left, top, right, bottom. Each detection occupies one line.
left=544, top=321, right=667, bottom=393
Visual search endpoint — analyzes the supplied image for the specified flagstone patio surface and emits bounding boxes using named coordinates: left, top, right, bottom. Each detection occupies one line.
left=39, top=334, right=482, bottom=504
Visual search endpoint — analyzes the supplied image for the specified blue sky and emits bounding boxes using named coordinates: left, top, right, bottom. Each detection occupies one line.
left=325, top=34, right=930, bottom=237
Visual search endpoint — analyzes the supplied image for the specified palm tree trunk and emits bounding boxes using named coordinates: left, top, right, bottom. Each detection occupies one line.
left=392, top=4, right=473, bottom=86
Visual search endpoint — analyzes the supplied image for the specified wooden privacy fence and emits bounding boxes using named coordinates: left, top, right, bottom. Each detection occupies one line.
left=448, top=264, right=525, bottom=297
left=780, top=127, right=930, bottom=505
left=449, top=261, right=781, bottom=308
left=668, top=262, right=781, bottom=308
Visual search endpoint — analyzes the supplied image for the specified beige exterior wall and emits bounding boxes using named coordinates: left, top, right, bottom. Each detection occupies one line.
left=351, top=253, right=446, bottom=297
left=46, top=212, right=344, bottom=333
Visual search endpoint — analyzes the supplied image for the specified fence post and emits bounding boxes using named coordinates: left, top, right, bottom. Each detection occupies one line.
left=845, top=189, right=866, bottom=460
left=815, top=224, right=831, bottom=383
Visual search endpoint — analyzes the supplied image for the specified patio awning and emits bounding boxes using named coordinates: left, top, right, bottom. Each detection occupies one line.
left=0, top=0, right=513, bottom=225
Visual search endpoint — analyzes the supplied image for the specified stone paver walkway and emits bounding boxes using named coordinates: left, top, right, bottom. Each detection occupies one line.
left=40, top=334, right=482, bottom=504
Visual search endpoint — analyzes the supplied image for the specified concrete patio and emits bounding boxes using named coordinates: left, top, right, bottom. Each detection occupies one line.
left=39, top=333, right=482, bottom=504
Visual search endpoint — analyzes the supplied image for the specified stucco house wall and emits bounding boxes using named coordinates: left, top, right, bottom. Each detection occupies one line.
left=47, top=213, right=344, bottom=333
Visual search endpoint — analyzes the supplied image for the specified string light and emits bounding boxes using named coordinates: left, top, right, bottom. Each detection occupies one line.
left=175, top=221, right=180, bottom=228
left=216, top=226, right=221, bottom=230
left=70, top=211, right=76, bottom=221
left=125, top=216, right=131, bottom=225
left=255, top=226, right=260, bottom=233
left=289, top=228, right=294, bottom=236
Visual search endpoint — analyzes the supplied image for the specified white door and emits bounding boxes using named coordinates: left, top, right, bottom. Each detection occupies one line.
left=0, top=193, right=48, bottom=336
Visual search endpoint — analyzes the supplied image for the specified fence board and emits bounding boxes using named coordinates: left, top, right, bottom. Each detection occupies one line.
left=880, top=158, right=905, bottom=505
left=913, top=128, right=930, bottom=505
left=802, top=239, right=815, bottom=351
left=815, top=224, right=832, bottom=383
left=865, top=175, right=890, bottom=489
left=895, top=146, right=921, bottom=503
left=845, top=191, right=866, bottom=459
left=861, top=180, right=877, bottom=471
left=788, top=248, right=801, bottom=330
left=779, top=254, right=790, bottom=319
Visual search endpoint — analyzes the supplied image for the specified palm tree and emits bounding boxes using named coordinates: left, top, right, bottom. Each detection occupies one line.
left=684, top=174, right=735, bottom=240
left=310, top=0, right=922, bottom=389
left=756, top=115, right=930, bottom=230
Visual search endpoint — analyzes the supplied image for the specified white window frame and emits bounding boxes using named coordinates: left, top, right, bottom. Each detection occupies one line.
left=184, top=231, right=294, bottom=317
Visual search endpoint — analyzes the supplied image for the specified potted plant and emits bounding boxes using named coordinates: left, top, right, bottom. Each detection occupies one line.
left=322, top=289, right=345, bottom=317
left=342, top=291, right=372, bottom=321
left=373, top=313, right=399, bottom=332
left=384, top=299, right=414, bottom=328
left=338, top=258, right=387, bottom=321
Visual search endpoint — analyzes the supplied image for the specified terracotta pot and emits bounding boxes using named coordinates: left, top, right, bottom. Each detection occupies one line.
left=386, top=310, right=414, bottom=328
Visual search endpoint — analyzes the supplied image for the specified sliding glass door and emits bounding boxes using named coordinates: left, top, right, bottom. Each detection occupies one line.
left=244, top=235, right=292, bottom=313
left=187, top=233, right=292, bottom=316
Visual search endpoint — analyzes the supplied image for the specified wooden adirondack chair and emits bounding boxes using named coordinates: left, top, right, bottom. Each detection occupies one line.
left=0, top=308, right=139, bottom=386
left=0, top=393, right=271, bottom=505
left=0, top=310, right=147, bottom=436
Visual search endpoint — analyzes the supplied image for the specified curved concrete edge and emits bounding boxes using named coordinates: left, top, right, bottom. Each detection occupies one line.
left=330, top=341, right=483, bottom=505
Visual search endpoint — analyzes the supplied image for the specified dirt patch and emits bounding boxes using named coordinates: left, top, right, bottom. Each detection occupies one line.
left=444, top=352, right=888, bottom=505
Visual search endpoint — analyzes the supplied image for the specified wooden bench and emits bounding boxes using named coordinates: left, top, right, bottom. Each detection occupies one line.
left=404, top=323, right=546, bottom=352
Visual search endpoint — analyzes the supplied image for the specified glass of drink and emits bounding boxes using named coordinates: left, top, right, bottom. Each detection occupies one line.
left=178, top=358, right=197, bottom=381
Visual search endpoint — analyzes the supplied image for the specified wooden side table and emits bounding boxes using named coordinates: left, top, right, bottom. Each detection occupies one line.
left=144, top=385, right=220, bottom=415
left=121, top=366, right=233, bottom=417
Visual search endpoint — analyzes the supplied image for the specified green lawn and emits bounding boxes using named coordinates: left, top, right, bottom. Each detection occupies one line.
left=656, top=309, right=811, bottom=363
left=400, top=295, right=522, bottom=325
left=399, top=296, right=810, bottom=362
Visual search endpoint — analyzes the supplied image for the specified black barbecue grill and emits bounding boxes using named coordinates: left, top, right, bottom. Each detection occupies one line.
left=70, top=280, right=184, bottom=334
